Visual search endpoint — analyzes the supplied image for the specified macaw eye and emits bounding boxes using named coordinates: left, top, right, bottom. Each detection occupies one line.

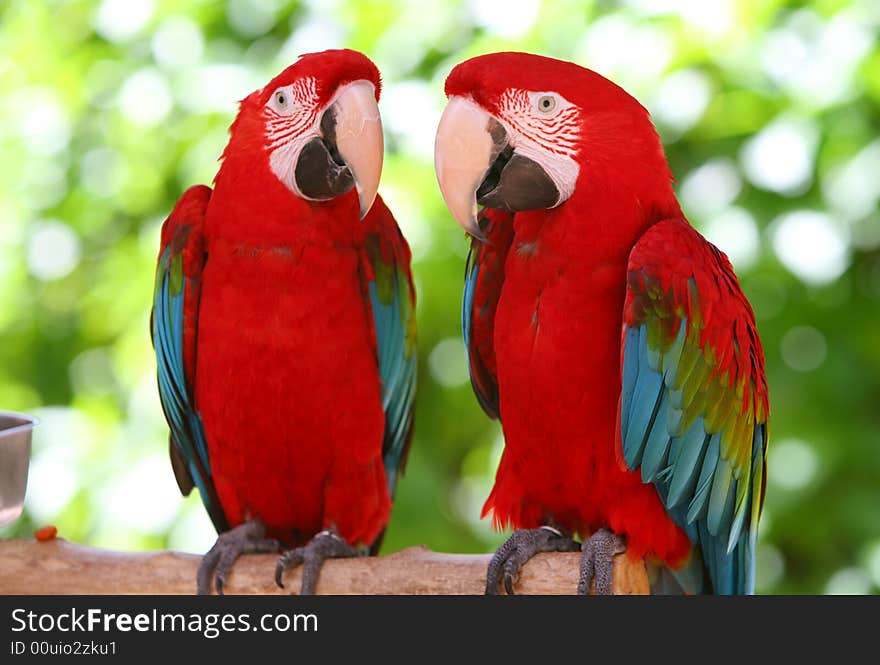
left=268, top=87, right=294, bottom=115
left=536, top=95, right=557, bottom=114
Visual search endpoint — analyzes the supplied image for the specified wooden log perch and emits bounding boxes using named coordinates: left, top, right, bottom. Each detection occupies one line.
left=0, top=538, right=649, bottom=595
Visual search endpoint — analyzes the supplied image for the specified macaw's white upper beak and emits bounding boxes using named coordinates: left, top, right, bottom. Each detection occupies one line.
left=434, top=96, right=506, bottom=241
left=435, top=94, right=569, bottom=241
left=330, top=80, right=383, bottom=218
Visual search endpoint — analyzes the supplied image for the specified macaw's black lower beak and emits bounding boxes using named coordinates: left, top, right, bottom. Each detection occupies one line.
left=295, top=109, right=355, bottom=202
left=293, top=80, right=383, bottom=218
left=475, top=144, right=560, bottom=213
left=434, top=96, right=561, bottom=239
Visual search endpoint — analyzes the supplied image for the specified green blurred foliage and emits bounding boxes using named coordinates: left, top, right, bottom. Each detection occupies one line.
left=1, top=0, right=879, bottom=594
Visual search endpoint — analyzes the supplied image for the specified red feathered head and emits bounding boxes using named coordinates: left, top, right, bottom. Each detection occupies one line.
left=222, top=49, right=383, bottom=218
left=435, top=52, right=673, bottom=238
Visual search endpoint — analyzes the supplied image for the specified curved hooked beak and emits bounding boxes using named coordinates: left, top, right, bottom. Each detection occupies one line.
left=295, top=80, right=383, bottom=219
left=434, top=97, right=502, bottom=240
left=331, top=80, right=383, bottom=218
left=332, top=81, right=385, bottom=219
left=434, top=96, right=561, bottom=240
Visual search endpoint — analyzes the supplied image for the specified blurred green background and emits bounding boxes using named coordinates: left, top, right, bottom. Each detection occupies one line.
left=1, top=0, right=878, bottom=594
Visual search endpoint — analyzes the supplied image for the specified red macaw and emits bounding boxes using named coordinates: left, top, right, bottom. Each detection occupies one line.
left=151, top=50, right=417, bottom=595
left=434, top=52, right=768, bottom=595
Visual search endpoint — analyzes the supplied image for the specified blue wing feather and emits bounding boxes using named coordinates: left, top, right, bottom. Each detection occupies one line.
left=707, top=457, right=734, bottom=535
left=154, top=262, right=225, bottom=531
left=621, top=322, right=765, bottom=594
left=151, top=187, right=227, bottom=533
left=623, top=327, right=664, bottom=469
left=640, top=390, right=671, bottom=483
left=620, top=220, right=770, bottom=595
left=462, top=260, right=478, bottom=353
left=620, top=326, right=640, bottom=443
left=686, top=431, right=720, bottom=523
left=666, top=422, right=708, bottom=508
left=462, top=247, right=501, bottom=418
left=460, top=210, right=514, bottom=421
left=365, top=250, right=417, bottom=500
left=154, top=251, right=215, bottom=507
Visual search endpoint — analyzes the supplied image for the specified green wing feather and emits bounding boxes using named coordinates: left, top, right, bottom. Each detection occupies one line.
left=620, top=218, right=769, bottom=594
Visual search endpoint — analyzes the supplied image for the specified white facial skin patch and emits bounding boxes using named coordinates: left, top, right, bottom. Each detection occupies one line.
left=264, top=78, right=382, bottom=216
left=497, top=88, right=582, bottom=206
left=265, top=76, right=321, bottom=197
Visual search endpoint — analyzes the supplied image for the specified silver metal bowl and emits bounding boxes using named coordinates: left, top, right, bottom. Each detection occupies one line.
left=0, top=411, right=38, bottom=527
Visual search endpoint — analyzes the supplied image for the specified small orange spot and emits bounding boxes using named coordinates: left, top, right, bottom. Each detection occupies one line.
left=34, top=525, right=57, bottom=542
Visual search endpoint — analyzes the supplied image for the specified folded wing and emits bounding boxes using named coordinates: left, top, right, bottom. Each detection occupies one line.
left=620, top=218, right=769, bottom=594
left=152, top=185, right=227, bottom=532
left=462, top=208, right=515, bottom=419
left=361, top=196, right=418, bottom=496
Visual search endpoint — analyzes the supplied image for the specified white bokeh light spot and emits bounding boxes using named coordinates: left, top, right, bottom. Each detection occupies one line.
left=680, top=159, right=742, bottom=219
left=429, top=338, right=470, bottom=388
left=69, top=348, right=118, bottom=397
left=470, top=0, right=540, bottom=38
left=651, top=68, right=711, bottom=133
left=755, top=544, right=785, bottom=591
left=168, top=497, right=220, bottom=554
left=771, top=210, right=849, bottom=285
left=866, top=540, right=880, bottom=588
left=761, top=10, right=872, bottom=108
left=176, top=65, right=258, bottom=114
left=761, top=24, right=810, bottom=87
left=24, top=407, right=95, bottom=523
left=227, top=0, right=280, bottom=38
left=767, top=438, right=818, bottom=491
left=19, top=97, right=71, bottom=156
left=97, top=455, right=182, bottom=533
left=380, top=184, right=433, bottom=262
left=741, top=117, right=818, bottom=195
left=623, top=0, right=735, bottom=37
left=381, top=81, right=442, bottom=159
left=119, top=68, right=173, bottom=126
left=702, top=207, right=759, bottom=271
left=94, top=0, right=154, bottom=43
left=277, top=16, right=346, bottom=65
left=26, top=455, right=78, bottom=524
left=80, top=148, right=124, bottom=199
left=27, top=220, right=82, bottom=282
left=576, top=15, right=671, bottom=92
left=781, top=325, right=827, bottom=372
left=825, top=568, right=872, bottom=595
left=678, top=0, right=733, bottom=36
left=19, top=161, right=68, bottom=212
left=151, top=16, right=205, bottom=69
left=823, top=140, right=880, bottom=221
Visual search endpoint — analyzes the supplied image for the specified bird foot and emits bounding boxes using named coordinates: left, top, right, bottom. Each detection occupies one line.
left=486, top=526, right=581, bottom=595
left=577, top=528, right=626, bottom=595
left=198, top=520, right=281, bottom=595
left=275, top=529, right=359, bottom=595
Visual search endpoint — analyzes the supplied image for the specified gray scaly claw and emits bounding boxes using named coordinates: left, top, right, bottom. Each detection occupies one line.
left=486, top=526, right=581, bottom=595
left=577, top=528, right=626, bottom=595
left=275, top=529, right=359, bottom=595
left=198, top=520, right=281, bottom=595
